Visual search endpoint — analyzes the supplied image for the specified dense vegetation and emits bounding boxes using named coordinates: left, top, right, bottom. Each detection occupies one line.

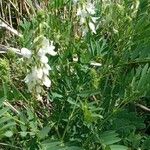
left=0, top=0, right=150, bottom=149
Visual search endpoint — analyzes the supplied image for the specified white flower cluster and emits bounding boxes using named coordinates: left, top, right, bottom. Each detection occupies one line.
left=74, top=0, right=98, bottom=36
left=20, top=37, right=57, bottom=94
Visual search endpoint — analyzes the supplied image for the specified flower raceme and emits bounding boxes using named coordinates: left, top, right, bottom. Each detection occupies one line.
left=75, top=0, right=97, bottom=35
left=20, top=36, right=56, bottom=94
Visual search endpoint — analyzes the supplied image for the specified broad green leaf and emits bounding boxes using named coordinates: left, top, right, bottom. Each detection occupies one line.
left=100, top=131, right=121, bottom=145
left=4, top=130, right=13, bottom=137
left=38, top=126, right=51, bottom=140
left=109, top=145, right=128, bottom=150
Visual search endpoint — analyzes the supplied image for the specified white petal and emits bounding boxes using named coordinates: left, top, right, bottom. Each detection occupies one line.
left=45, top=63, right=51, bottom=70
left=31, top=68, right=38, bottom=79
left=38, top=48, right=46, bottom=57
left=48, top=50, right=57, bottom=56
left=47, top=41, right=57, bottom=56
left=80, top=17, right=86, bottom=25
left=49, top=41, right=55, bottom=51
left=43, top=64, right=51, bottom=75
left=21, top=48, right=32, bottom=58
left=43, top=76, right=51, bottom=87
left=43, top=68, right=49, bottom=75
left=37, top=94, right=43, bottom=101
left=40, top=55, right=49, bottom=64
left=73, top=57, right=78, bottom=62
left=86, top=3, right=95, bottom=15
left=89, top=22, right=96, bottom=34
left=31, top=67, right=43, bottom=80
left=91, top=17, right=99, bottom=23
left=36, top=68, right=43, bottom=79
left=77, top=7, right=82, bottom=16
left=39, top=37, right=51, bottom=55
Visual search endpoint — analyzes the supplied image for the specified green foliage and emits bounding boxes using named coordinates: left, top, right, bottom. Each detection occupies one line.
left=0, top=0, right=150, bottom=149
left=0, top=59, right=10, bottom=82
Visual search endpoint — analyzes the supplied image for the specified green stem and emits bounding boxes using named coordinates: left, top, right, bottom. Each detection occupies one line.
left=61, top=98, right=78, bottom=141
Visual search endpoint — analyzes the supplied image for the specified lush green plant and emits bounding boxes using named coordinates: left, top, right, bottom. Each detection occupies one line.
left=0, top=0, right=150, bottom=149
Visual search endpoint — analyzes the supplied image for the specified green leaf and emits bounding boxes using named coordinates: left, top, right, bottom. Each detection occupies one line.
left=0, top=117, right=10, bottom=125
left=38, top=126, right=51, bottom=140
left=52, top=92, right=63, bottom=98
left=0, top=97, right=5, bottom=107
left=65, top=146, right=82, bottom=150
left=0, top=122, right=16, bottom=131
left=67, top=97, right=79, bottom=107
left=0, top=107, right=9, bottom=117
left=4, top=130, right=13, bottom=137
left=100, top=131, right=121, bottom=145
left=109, top=145, right=128, bottom=150
left=141, top=64, right=149, bottom=77
left=20, top=132, right=28, bottom=137
left=142, top=138, right=150, bottom=149
left=42, top=141, right=62, bottom=150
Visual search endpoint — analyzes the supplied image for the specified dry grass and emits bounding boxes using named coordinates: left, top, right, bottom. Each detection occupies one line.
left=0, top=0, right=49, bottom=44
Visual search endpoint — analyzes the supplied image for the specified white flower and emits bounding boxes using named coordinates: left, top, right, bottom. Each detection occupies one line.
left=24, top=73, right=36, bottom=92
left=40, top=55, right=49, bottom=64
left=43, top=76, right=51, bottom=87
left=38, top=48, right=46, bottom=57
left=77, top=6, right=87, bottom=16
left=77, top=6, right=88, bottom=25
left=45, top=63, right=51, bottom=70
left=31, top=68, right=37, bottom=79
left=21, top=48, right=32, bottom=58
left=80, top=16, right=86, bottom=25
left=91, top=17, right=99, bottom=23
left=38, top=38, right=57, bottom=56
left=89, top=22, right=96, bottom=34
left=47, top=41, right=57, bottom=56
left=37, top=94, right=43, bottom=101
left=77, top=7, right=82, bottom=16
left=86, top=2, right=96, bottom=15
left=23, top=36, right=56, bottom=94
left=31, top=67, right=43, bottom=79
left=43, top=64, right=51, bottom=75
left=76, top=1, right=97, bottom=36
left=36, top=68, right=43, bottom=79
left=43, top=68, right=49, bottom=75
